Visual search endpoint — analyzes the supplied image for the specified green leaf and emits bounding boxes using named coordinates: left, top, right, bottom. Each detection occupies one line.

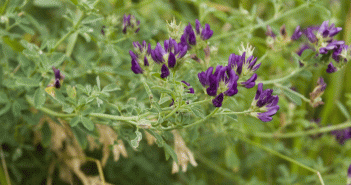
left=15, top=77, right=40, bottom=87
left=81, top=117, right=94, bottom=131
left=0, top=103, right=11, bottom=116
left=282, top=89, right=302, bottom=106
left=41, top=122, right=51, bottom=147
left=131, top=130, right=142, bottom=149
left=62, top=104, right=74, bottom=113
left=53, top=89, right=67, bottom=105
left=66, top=32, right=78, bottom=57
left=300, top=49, right=315, bottom=61
left=69, top=0, right=78, bottom=5
left=12, top=101, right=22, bottom=117
left=34, top=88, right=46, bottom=108
left=66, top=85, right=77, bottom=99
left=146, top=130, right=164, bottom=147
left=0, top=65, right=2, bottom=87
left=225, top=114, right=238, bottom=121
left=18, top=24, right=35, bottom=35
left=33, top=0, right=62, bottom=7
left=72, top=127, right=88, bottom=149
left=190, top=107, right=205, bottom=118
left=163, top=143, right=178, bottom=164
left=336, top=101, right=351, bottom=120
left=102, top=84, right=120, bottom=92
left=299, top=69, right=312, bottom=80
left=0, top=91, right=9, bottom=104
left=96, top=76, right=101, bottom=91
left=70, top=116, right=81, bottom=127
left=2, top=36, right=25, bottom=52
left=225, top=146, right=240, bottom=171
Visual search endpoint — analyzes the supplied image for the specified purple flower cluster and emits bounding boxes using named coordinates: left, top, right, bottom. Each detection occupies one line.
left=198, top=66, right=238, bottom=107
left=250, top=83, right=280, bottom=122
left=122, top=14, right=140, bottom=34
left=300, top=21, right=348, bottom=73
left=180, top=19, right=213, bottom=49
left=227, top=52, right=261, bottom=88
left=52, top=66, right=64, bottom=88
left=182, top=81, right=194, bottom=94
left=130, top=41, right=152, bottom=74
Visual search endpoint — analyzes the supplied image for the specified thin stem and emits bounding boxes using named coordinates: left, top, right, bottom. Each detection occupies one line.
left=26, top=96, right=77, bottom=118
left=256, top=67, right=305, bottom=85
left=275, top=83, right=310, bottom=103
left=236, top=136, right=325, bottom=185
left=216, top=110, right=251, bottom=115
left=183, top=107, right=220, bottom=128
left=110, top=37, right=127, bottom=44
left=89, top=113, right=138, bottom=122
left=164, top=102, right=181, bottom=120
left=0, top=146, right=11, bottom=185
left=252, top=121, right=351, bottom=139
left=50, top=11, right=85, bottom=53
left=211, top=2, right=310, bottom=41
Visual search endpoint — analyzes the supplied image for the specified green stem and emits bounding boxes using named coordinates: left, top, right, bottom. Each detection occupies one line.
left=26, top=96, right=76, bottom=118
left=256, top=67, right=305, bottom=85
left=89, top=113, right=138, bottom=122
left=50, top=11, right=85, bottom=53
left=211, top=3, right=310, bottom=41
left=252, top=121, right=351, bottom=139
left=110, top=37, right=127, bottom=44
left=216, top=110, right=251, bottom=115
left=275, top=83, right=310, bottom=103
left=183, top=107, right=220, bottom=128
left=236, top=136, right=325, bottom=185
left=164, top=101, right=181, bottom=120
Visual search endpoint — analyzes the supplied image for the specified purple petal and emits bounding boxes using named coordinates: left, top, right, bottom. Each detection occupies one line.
left=212, top=93, right=224, bottom=107
left=131, top=59, right=143, bottom=74
left=241, top=73, right=257, bottom=88
left=291, top=26, right=302, bottom=40
left=160, top=64, right=170, bottom=78
left=168, top=52, right=176, bottom=68
left=206, top=74, right=218, bottom=96
left=326, top=62, right=337, bottom=73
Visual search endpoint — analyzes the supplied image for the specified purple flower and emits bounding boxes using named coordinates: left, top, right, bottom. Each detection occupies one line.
left=129, top=42, right=151, bottom=74
left=291, top=26, right=302, bottom=40
left=348, top=164, right=351, bottom=179
left=227, top=52, right=261, bottom=88
left=250, top=83, right=279, bottom=122
left=331, top=127, right=351, bottom=145
left=150, top=38, right=187, bottom=78
left=122, top=14, right=140, bottom=34
left=180, top=23, right=197, bottom=47
left=326, top=62, right=337, bottom=73
left=52, top=66, right=64, bottom=88
left=180, top=20, right=213, bottom=49
left=319, top=40, right=345, bottom=54
left=332, top=43, right=349, bottom=62
left=151, top=38, right=187, bottom=64
left=198, top=66, right=239, bottom=107
left=318, top=20, right=342, bottom=37
left=195, top=19, right=213, bottom=40
left=181, top=81, right=194, bottom=94
left=303, top=21, right=342, bottom=43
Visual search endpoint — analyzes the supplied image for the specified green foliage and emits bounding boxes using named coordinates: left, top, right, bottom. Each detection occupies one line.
left=0, top=0, right=351, bottom=184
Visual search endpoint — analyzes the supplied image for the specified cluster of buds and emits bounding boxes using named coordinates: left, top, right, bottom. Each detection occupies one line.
left=265, top=24, right=302, bottom=49
left=180, top=19, right=213, bottom=50
left=130, top=41, right=152, bottom=74
left=122, top=14, right=140, bottom=34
